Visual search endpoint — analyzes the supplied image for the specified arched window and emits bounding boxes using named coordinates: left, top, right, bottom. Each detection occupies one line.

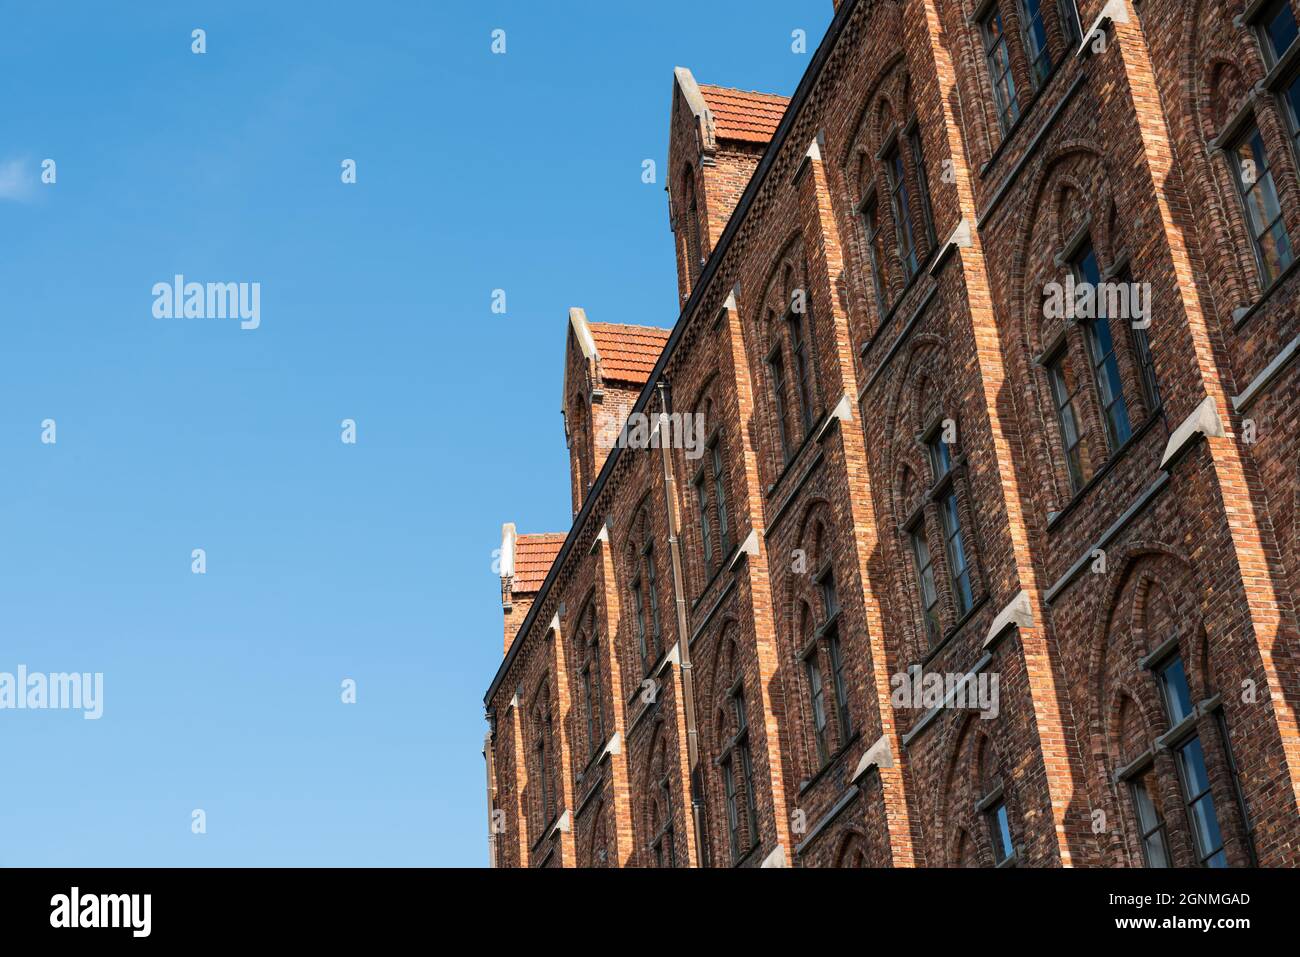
left=835, top=832, right=871, bottom=868
left=627, top=506, right=663, bottom=675
left=850, top=68, right=939, bottom=327
left=945, top=722, right=1020, bottom=867
left=796, top=516, right=852, bottom=770
left=575, top=600, right=605, bottom=760
left=760, top=243, right=819, bottom=469
left=648, top=731, right=677, bottom=866
left=691, top=396, right=733, bottom=580
left=975, top=736, right=1016, bottom=866
left=590, top=802, right=609, bottom=868
left=976, top=0, right=1081, bottom=140
left=1101, top=564, right=1254, bottom=867
left=683, top=166, right=704, bottom=283
left=900, top=399, right=980, bottom=647
left=1040, top=227, right=1162, bottom=497
left=530, top=681, right=557, bottom=836
left=712, top=637, right=760, bottom=864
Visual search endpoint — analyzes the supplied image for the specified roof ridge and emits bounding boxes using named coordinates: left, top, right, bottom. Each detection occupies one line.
left=697, top=82, right=790, bottom=99
left=588, top=320, right=671, bottom=332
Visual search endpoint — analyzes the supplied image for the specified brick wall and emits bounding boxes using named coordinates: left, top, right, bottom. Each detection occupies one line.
left=483, top=0, right=1300, bottom=869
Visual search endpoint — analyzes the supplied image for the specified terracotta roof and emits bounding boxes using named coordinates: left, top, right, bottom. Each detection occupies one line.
left=513, top=534, right=565, bottom=593
left=589, top=322, right=671, bottom=384
left=697, top=84, right=790, bottom=144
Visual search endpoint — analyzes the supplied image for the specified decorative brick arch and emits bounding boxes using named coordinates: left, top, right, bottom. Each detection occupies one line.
left=937, top=713, right=1018, bottom=867
left=641, top=719, right=680, bottom=867
left=1083, top=544, right=1252, bottom=866
left=832, top=828, right=873, bottom=868
left=579, top=799, right=609, bottom=869
left=882, top=334, right=983, bottom=656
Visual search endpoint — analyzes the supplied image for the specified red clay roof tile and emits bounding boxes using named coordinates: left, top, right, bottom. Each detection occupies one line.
left=513, top=534, right=565, bottom=593
left=697, top=84, right=790, bottom=144
left=589, top=322, right=671, bottom=384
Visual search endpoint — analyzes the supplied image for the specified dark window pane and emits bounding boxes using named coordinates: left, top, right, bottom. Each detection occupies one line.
left=807, top=655, right=829, bottom=766
left=1020, top=0, right=1054, bottom=88
left=886, top=145, right=920, bottom=281
left=1263, top=0, right=1299, bottom=64
left=1231, top=127, right=1294, bottom=285
left=940, top=491, right=973, bottom=615
left=983, top=11, right=1020, bottom=134
left=1048, top=350, right=1094, bottom=492
left=1158, top=657, right=1194, bottom=725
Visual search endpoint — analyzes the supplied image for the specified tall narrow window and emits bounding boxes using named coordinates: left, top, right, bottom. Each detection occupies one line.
left=694, top=473, right=712, bottom=567
left=582, top=665, right=597, bottom=756
left=981, top=8, right=1021, bottom=134
left=1130, top=772, right=1172, bottom=868
left=1058, top=0, right=1082, bottom=48
left=927, top=429, right=952, bottom=481
left=827, top=631, right=850, bottom=740
left=684, top=168, right=703, bottom=283
left=1019, top=0, right=1054, bottom=89
left=631, top=578, right=649, bottom=670
left=537, top=710, right=553, bottom=827
left=722, top=755, right=740, bottom=861
left=768, top=345, right=792, bottom=462
left=1229, top=124, right=1294, bottom=286
left=885, top=142, right=920, bottom=282
left=1156, top=657, right=1228, bottom=868
left=711, top=439, right=731, bottom=557
left=820, top=566, right=841, bottom=619
left=939, top=489, right=973, bottom=616
left=591, top=654, right=603, bottom=747
left=910, top=525, right=942, bottom=645
left=735, top=689, right=759, bottom=854
left=645, top=546, right=662, bottom=659
left=907, top=124, right=937, bottom=254
left=721, top=685, right=759, bottom=864
left=806, top=653, right=830, bottom=767
left=986, top=798, right=1015, bottom=865
left=581, top=612, right=604, bottom=760
left=650, top=741, right=676, bottom=867
left=861, top=194, right=890, bottom=318
left=1073, top=243, right=1132, bottom=451
left=1257, top=0, right=1299, bottom=67
left=1115, top=265, right=1161, bottom=413
left=818, top=567, right=850, bottom=740
left=788, top=310, right=814, bottom=435
left=1048, top=348, right=1094, bottom=493
left=1281, top=73, right=1300, bottom=171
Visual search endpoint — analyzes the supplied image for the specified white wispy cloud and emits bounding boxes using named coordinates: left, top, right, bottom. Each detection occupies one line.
left=0, top=158, right=37, bottom=202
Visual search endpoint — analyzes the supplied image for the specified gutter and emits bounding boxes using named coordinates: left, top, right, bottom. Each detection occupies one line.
left=483, top=0, right=861, bottom=708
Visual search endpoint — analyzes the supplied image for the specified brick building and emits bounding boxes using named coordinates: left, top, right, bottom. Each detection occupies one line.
left=481, top=0, right=1300, bottom=868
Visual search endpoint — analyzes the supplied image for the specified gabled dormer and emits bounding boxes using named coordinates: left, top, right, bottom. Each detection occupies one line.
left=562, top=308, right=670, bottom=516
left=667, top=67, right=790, bottom=302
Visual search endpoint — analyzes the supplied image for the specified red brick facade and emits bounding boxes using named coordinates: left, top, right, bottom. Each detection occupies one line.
left=483, top=0, right=1300, bottom=868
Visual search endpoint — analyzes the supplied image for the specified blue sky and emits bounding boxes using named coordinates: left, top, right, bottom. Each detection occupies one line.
left=0, top=1, right=830, bottom=866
